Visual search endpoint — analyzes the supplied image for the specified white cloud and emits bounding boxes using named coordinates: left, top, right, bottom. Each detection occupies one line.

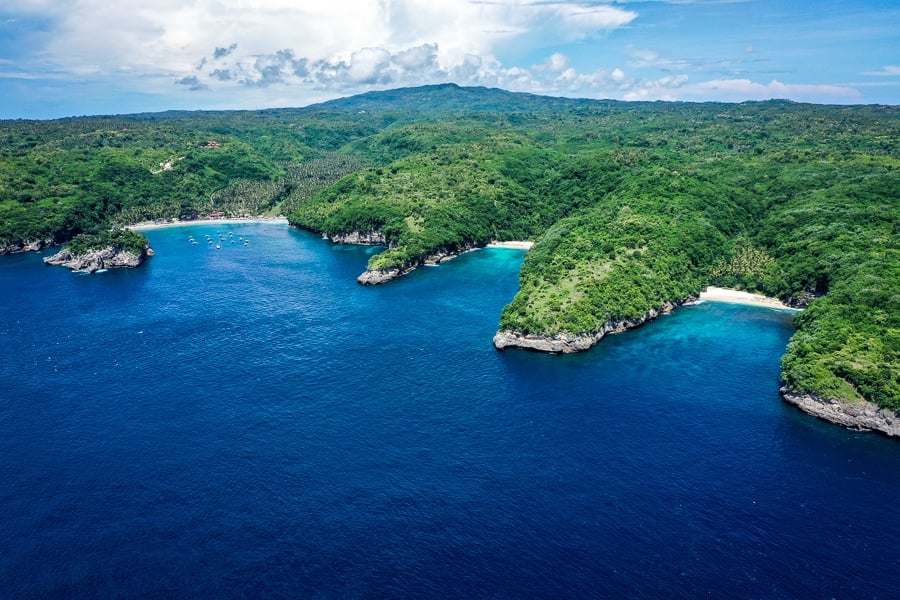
left=552, top=3, right=637, bottom=35
left=627, top=47, right=739, bottom=73
left=2, top=0, right=872, bottom=111
left=535, top=53, right=571, bottom=73
left=26, top=1, right=635, bottom=84
left=863, top=65, right=900, bottom=77
left=674, top=79, right=862, bottom=102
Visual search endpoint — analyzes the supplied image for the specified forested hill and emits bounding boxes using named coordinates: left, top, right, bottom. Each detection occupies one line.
left=1, top=85, right=897, bottom=415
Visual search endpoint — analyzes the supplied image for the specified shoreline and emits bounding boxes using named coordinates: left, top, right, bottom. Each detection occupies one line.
left=494, top=301, right=681, bottom=353
left=128, top=217, right=288, bottom=231
left=486, top=240, right=534, bottom=250
left=781, top=388, right=899, bottom=438
left=696, top=286, right=797, bottom=310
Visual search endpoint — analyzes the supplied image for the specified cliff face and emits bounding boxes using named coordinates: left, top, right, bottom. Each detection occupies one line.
left=781, top=389, right=899, bottom=438
left=357, top=243, right=477, bottom=285
left=312, top=227, right=484, bottom=285
left=326, top=230, right=387, bottom=245
left=43, top=246, right=151, bottom=273
left=493, top=301, right=680, bottom=353
left=0, top=238, right=55, bottom=255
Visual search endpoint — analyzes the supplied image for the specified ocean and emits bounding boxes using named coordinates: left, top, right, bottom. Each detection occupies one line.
left=2, top=222, right=898, bottom=597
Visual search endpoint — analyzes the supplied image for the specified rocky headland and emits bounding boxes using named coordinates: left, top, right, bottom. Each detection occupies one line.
left=780, top=388, right=899, bottom=438
left=493, top=301, right=682, bottom=353
left=311, top=229, right=480, bottom=285
left=326, top=230, right=388, bottom=245
left=0, top=238, right=56, bottom=255
left=43, top=245, right=152, bottom=273
left=357, top=242, right=478, bottom=285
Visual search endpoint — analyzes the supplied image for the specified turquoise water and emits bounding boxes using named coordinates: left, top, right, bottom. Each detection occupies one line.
left=2, top=223, right=898, bottom=597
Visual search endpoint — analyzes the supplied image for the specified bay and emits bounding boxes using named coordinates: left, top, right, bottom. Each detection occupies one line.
left=1, top=223, right=898, bottom=597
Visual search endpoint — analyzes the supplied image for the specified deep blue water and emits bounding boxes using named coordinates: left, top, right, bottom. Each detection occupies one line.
left=1, top=223, right=898, bottom=598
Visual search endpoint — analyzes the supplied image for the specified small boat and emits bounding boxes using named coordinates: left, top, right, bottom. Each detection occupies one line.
left=216, top=244, right=221, bottom=249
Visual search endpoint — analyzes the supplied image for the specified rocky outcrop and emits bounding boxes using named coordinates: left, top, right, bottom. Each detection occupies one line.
left=43, top=246, right=152, bottom=273
left=0, top=238, right=55, bottom=255
left=326, top=230, right=388, bottom=245
left=357, top=267, right=405, bottom=285
left=299, top=225, right=481, bottom=285
left=356, top=243, right=477, bottom=285
left=494, top=301, right=681, bottom=353
left=780, top=388, right=899, bottom=438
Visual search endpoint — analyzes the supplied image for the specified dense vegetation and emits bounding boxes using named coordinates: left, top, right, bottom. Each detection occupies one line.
left=1, top=85, right=897, bottom=410
left=67, top=228, right=149, bottom=256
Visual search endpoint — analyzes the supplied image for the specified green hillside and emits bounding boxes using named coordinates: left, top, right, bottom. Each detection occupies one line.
left=1, top=85, right=897, bottom=410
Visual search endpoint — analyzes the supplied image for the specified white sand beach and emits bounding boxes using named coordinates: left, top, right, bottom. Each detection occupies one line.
left=698, top=286, right=797, bottom=310
left=486, top=241, right=534, bottom=250
left=128, top=217, right=288, bottom=231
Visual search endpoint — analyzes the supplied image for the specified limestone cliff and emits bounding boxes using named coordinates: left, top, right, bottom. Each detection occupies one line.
left=493, top=301, right=681, bottom=352
left=356, top=243, right=477, bottom=285
left=43, top=246, right=152, bottom=273
left=0, top=238, right=56, bottom=255
left=326, top=230, right=388, bottom=245
left=781, top=389, right=899, bottom=438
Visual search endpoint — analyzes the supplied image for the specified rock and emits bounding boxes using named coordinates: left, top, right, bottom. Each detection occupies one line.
left=301, top=225, right=483, bottom=285
left=356, top=242, right=479, bottom=285
left=328, top=230, right=387, bottom=245
left=494, top=301, right=680, bottom=353
left=0, top=238, right=55, bottom=255
left=780, top=388, right=899, bottom=438
left=357, top=268, right=402, bottom=285
left=43, top=246, right=149, bottom=273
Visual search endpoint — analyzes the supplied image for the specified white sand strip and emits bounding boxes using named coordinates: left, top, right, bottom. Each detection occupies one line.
left=128, top=217, right=288, bottom=231
left=486, top=241, right=534, bottom=250
left=699, top=286, right=797, bottom=310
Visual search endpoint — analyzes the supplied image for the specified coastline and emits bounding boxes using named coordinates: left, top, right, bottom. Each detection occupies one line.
left=128, top=217, right=288, bottom=231
left=696, top=286, right=797, bottom=310
left=781, top=388, right=899, bottom=438
left=493, top=284, right=795, bottom=354
left=486, top=240, right=534, bottom=250
left=494, top=301, right=682, bottom=353
left=358, top=242, right=480, bottom=285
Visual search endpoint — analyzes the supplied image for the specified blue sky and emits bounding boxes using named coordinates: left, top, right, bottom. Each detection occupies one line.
left=1, top=0, right=897, bottom=118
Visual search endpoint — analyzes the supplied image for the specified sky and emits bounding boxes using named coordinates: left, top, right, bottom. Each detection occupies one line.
left=1, top=0, right=898, bottom=118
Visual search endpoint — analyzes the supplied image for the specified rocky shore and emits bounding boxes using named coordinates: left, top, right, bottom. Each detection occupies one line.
left=0, top=238, right=55, bottom=255
left=357, top=243, right=477, bottom=285
left=306, top=227, right=531, bottom=286
left=326, top=230, right=388, bottom=245
left=493, top=301, right=681, bottom=353
left=43, top=245, right=152, bottom=273
left=780, top=388, right=899, bottom=438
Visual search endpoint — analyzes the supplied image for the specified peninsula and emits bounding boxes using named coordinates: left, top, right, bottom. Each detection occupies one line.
left=43, top=229, right=153, bottom=273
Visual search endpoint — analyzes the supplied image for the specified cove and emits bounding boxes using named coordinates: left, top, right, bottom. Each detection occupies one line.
left=1, top=223, right=898, bottom=597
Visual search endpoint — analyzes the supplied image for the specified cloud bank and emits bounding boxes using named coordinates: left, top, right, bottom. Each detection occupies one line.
left=3, top=0, right=886, bottom=114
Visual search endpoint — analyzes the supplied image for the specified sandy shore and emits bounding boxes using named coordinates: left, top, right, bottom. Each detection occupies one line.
left=698, top=286, right=797, bottom=310
left=128, top=217, right=288, bottom=231
left=486, top=240, right=534, bottom=250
